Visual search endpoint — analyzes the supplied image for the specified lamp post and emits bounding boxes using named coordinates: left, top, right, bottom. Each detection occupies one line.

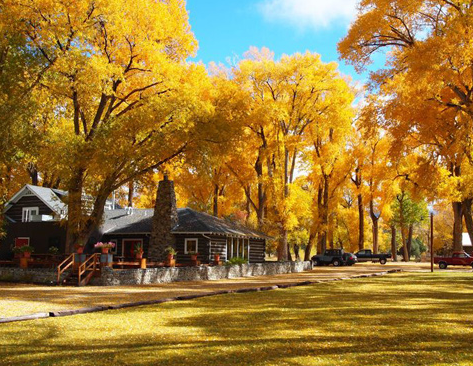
left=430, top=210, right=434, bottom=273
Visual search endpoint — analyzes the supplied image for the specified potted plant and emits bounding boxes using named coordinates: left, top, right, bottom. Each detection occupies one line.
left=165, top=246, right=177, bottom=261
left=134, top=242, right=144, bottom=259
left=20, top=245, right=34, bottom=258
left=94, top=241, right=115, bottom=254
left=188, top=251, right=199, bottom=261
left=12, top=246, right=22, bottom=259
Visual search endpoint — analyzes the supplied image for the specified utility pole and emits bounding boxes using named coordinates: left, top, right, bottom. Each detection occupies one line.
left=430, top=211, right=434, bottom=273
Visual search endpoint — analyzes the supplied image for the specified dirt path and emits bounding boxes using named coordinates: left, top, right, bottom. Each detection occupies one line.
left=0, top=262, right=466, bottom=319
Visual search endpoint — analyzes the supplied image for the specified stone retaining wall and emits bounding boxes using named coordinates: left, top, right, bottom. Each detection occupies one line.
left=0, top=267, right=69, bottom=284
left=0, top=261, right=313, bottom=286
left=97, top=261, right=313, bottom=286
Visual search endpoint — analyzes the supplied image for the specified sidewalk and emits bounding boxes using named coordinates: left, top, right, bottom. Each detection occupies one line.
left=0, top=262, right=451, bottom=320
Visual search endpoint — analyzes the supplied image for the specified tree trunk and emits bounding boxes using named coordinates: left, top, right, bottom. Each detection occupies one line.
left=398, top=194, right=409, bottom=261
left=462, top=198, right=473, bottom=246
left=127, top=181, right=134, bottom=207
left=304, top=232, right=316, bottom=261
left=65, top=170, right=85, bottom=253
left=287, top=243, right=293, bottom=262
left=407, top=224, right=413, bottom=257
left=245, top=185, right=251, bottom=223
left=357, top=193, right=364, bottom=251
left=254, top=149, right=266, bottom=228
left=391, top=225, right=398, bottom=261
left=369, top=199, right=379, bottom=254
left=27, top=163, right=38, bottom=185
left=213, top=183, right=219, bottom=217
left=278, top=227, right=288, bottom=261
left=294, top=244, right=300, bottom=261
left=452, top=201, right=463, bottom=251
left=317, top=231, right=327, bottom=254
left=400, top=225, right=409, bottom=262
left=277, top=148, right=290, bottom=261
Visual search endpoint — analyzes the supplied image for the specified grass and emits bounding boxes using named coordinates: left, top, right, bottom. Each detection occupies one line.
left=1, top=272, right=473, bottom=365
left=0, top=263, right=431, bottom=319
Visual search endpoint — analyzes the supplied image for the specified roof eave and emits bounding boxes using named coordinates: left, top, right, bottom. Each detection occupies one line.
left=171, top=231, right=267, bottom=240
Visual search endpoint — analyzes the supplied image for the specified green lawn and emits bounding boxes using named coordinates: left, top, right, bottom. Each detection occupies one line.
left=1, top=273, right=473, bottom=365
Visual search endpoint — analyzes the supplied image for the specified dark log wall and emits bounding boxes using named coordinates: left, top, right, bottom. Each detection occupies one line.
left=249, top=239, right=266, bottom=263
left=5, top=196, right=54, bottom=222
left=0, top=222, right=66, bottom=259
left=174, top=234, right=210, bottom=264
left=208, top=235, right=228, bottom=261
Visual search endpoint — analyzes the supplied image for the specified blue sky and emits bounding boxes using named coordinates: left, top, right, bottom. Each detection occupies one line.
left=186, top=0, right=378, bottom=84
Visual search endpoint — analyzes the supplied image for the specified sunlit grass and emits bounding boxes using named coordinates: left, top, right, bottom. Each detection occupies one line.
left=0, top=263, right=432, bottom=318
left=1, top=273, right=473, bottom=365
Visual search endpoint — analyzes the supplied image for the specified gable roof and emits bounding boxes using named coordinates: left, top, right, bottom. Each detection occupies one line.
left=102, top=207, right=269, bottom=239
left=4, top=184, right=67, bottom=214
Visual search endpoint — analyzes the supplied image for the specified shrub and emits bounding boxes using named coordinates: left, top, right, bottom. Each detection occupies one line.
left=226, top=257, right=248, bottom=265
left=48, top=246, right=59, bottom=254
left=20, top=245, right=35, bottom=253
left=165, top=246, right=177, bottom=255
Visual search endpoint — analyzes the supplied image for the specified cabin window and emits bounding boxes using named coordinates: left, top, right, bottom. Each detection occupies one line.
left=22, top=207, right=39, bottom=222
left=184, top=238, right=198, bottom=254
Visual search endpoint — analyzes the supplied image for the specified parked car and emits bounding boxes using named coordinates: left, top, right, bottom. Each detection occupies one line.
left=355, top=249, right=392, bottom=264
left=312, top=249, right=357, bottom=267
left=434, top=251, right=473, bottom=269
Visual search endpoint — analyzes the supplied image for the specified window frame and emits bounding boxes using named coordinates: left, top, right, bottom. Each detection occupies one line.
left=22, top=207, right=39, bottom=222
left=184, top=238, right=199, bottom=254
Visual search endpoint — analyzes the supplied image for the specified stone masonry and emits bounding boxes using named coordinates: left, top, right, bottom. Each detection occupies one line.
left=148, top=175, right=178, bottom=261
left=0, top=261, right=313, bottom=285
left=98, top=261, right=313, bottom=286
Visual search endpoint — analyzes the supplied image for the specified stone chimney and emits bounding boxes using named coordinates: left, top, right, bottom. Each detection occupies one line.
left=148, top=174, right=178, bottom=261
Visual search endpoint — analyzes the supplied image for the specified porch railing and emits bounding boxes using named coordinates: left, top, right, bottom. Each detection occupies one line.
left=57, top=253, right=74, bottom=284
left=78, top=253, right=99, bottom=286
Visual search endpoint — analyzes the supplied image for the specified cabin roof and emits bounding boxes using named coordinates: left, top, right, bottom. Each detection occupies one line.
left=4, top=184, right=67, bottom=215
left=103, top=208, right=269, bottom=239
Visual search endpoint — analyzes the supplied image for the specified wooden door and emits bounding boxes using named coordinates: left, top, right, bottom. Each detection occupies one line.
left=122, top=239, right=142, bottom=259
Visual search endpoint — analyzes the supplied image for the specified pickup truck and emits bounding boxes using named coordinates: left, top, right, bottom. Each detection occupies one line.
left=355, top=249, right=392, bottom=265
left=434, top=251, right=473, bottom=269
left=312, top=249, right=357, bottom=267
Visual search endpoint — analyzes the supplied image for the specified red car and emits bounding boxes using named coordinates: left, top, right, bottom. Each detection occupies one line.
left=434, top=251, right=473, bottom=269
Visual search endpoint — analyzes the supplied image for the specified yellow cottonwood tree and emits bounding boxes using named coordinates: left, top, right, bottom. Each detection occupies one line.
left=2, top=0, right=209, bottom=251
left=339, top=0, right=473, bottom=251
left=232, top=48, right=355, bottom=260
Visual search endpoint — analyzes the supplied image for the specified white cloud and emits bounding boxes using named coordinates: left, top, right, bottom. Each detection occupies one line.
left=257, top=0, right=358, bottom=30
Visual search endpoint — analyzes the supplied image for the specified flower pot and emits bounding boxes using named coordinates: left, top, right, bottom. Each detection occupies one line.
left=23, top=252, right=31, bottom=259
left=167, top=253, right=174, bottom=261
left=76, top=246, right=84, bottom=254
left=101, top=248, right=109, bottom=254
left=136, top=252, right=143, bottom=260
left=214, top=254, right=220, bottom=262
left=190, top=254, right=197, bottom=261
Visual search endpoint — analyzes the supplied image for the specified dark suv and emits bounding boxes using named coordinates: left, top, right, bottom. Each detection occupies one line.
left=311, top=249, right=357, bottom=267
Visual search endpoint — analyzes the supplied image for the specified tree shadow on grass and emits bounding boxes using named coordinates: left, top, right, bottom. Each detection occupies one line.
left=1, top=274, right=473, bottom=365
